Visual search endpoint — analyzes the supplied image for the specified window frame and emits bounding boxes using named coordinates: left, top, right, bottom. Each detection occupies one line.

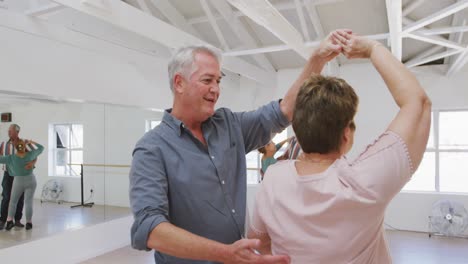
left=403, top=109, right=468, bottom=194
left=49, top=123, right=84, bottom=177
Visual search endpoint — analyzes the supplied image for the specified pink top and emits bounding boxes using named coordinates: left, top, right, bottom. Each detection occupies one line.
left=250, top=131, right=413, bottom=264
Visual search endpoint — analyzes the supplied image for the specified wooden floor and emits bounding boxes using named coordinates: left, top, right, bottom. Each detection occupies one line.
left=0, top=199, right=130, bottom=249
left=81, top=230, right=468, bottom=264
left=386, top=230, right=468, bottom=264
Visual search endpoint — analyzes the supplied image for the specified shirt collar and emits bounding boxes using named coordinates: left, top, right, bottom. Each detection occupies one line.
left=163, top=109, right=214, bottom=137
left=163, top=109, right=185, bottom=136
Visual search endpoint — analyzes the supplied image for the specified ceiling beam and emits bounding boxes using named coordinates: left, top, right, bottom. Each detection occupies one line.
left=403, top=17, right=448, bottom=42
left=405, top=32, right=466, bottom=50
left=223, top=33, right=390, bottom=56
left=402, top=0, right=426, bottom=17
left=447, top=2, right=465, bottom=66
left=135, top=0, right=152, bottom=15
left=448, top=18, right=467, bottom=66
left=312, top=0, right=345, bottom=4
left=404, top=45, right=445, bottom=66
left=454, top=19, right=466, bottom=44
left=405, top=49, right=462, bottom=68
left=403, top=0, right=468, bottom=34
left=200, top=0, right=229, bottom=51
left=294, top=0, right=311, bottom=41
left=51, top=0, right=272, bottom=84
left=224, top=44, right=299, bottom=57
left=419, top=25, right=468, bottom=36
left=147, top=0, right=202, bottom=38
left=448, top=2, right=465, bottom=43
left=1, top=8, right=164, bottom=69
left=304, top=0, right=325, bottom=39
left=24, top=2, right=65, bottom=17
left=209, top=0, right=275, bottom=71
left=226, top=0, right=310, bottom=59
left=386, top=0, right=403, bottom=61
left=446, top=48, right=468, bottom=76
left=304, top=0, right=340, bottom=74
left=187, top=0, right=343, bottom=25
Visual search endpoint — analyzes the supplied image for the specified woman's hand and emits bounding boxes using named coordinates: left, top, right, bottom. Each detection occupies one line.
left=332, top=31, right=381, bottom=59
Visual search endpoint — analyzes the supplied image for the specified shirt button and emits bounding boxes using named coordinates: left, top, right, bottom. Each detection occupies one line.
left=222, top=180, right=225, bottom=185
left=232, top=209, right=236, bottom=213
left=211, top=156, right=215, bottom=159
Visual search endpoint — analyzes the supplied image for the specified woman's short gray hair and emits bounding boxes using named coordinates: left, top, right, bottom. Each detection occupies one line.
left=168, top=45, right=222, bottom=92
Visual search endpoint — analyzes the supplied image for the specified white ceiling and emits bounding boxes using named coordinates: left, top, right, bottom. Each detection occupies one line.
left=3, top=0, right=468, bottom=77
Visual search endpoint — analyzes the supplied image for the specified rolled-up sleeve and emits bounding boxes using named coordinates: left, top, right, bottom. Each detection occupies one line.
left=234, top=100, right=290, bottom=153
left=129, top=143, right=169, bottom=250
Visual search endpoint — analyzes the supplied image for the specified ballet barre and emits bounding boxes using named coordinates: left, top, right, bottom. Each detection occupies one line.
left=68, top=163, right=130, bottom=208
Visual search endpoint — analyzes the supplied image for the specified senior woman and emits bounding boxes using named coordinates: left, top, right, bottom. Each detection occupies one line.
left=248, top=32, right=431, bottom=263
left=0, top=139, right=44, bottom=231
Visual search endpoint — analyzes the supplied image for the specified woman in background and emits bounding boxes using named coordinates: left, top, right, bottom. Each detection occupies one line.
left=0, top=139, right=44, bottom=230
left=258, top=137, right=291, bottom=179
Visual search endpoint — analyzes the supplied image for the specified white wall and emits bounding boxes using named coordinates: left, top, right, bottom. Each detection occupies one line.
left=251, top=62, right=468, bottom=233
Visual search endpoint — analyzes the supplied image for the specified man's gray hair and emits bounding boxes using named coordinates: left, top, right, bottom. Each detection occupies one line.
left=168, top=45, right=222, bottom=92
left=10, top=124, right=20, bottom=132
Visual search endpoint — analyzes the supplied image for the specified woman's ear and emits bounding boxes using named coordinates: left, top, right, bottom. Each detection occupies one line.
left=341, top=126, right=355, bottom=154
left=343, top=127, right=351, bottom=143
left=341, top=126, right=352, bottom=151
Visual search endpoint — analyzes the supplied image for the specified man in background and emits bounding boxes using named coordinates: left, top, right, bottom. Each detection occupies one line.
left=0, top=124, right=36, bottom=230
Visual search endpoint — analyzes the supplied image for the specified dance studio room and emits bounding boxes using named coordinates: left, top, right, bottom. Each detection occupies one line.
left=0, top=0, right=468, bottom=263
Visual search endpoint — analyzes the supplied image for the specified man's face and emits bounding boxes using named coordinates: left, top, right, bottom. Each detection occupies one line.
left=176, top=52, right=222, bottom=121
left=8, top=125, right=18, bottom=140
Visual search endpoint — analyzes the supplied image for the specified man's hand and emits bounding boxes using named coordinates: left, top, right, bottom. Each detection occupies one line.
left=332, top=30, right=380, bottom=59
left=313, top=29, right=352, bottom=62
left=222, top=239, right=290, bottom=264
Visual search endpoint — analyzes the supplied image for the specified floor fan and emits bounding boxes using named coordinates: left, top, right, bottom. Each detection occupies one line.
left=41, top=179, right=63, bottom=204
left=429, top=200, right=468, bottom=238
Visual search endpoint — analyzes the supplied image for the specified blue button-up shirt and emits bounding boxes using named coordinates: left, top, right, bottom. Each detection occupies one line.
left=130, top=101, right=289, bottom=264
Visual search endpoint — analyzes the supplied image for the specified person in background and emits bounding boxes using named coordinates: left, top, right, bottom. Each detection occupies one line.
left=277, top=136, right=302, bottom=160
left=248, top=32, right=431, bottom=263
left=0, top=139, right=44, bottom=231
left=0, top=124, right=36, bottom=230
left=258, top=137, right=291, bottom=179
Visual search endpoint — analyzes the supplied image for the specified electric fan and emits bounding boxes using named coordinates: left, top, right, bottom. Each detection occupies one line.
left=429, top=200, right=468, bottom=238
left=41, top=179, right=63, bottom=204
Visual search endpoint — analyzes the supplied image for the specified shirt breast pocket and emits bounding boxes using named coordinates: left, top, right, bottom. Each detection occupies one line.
left=218, top=145, right=238, bottom=184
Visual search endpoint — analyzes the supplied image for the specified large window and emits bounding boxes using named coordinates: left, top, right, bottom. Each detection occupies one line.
left=246, top=129, right=289, bottom=184
left=403, top=110, right=468, bottom=193
left=49, top=124, right=83, bottom=177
